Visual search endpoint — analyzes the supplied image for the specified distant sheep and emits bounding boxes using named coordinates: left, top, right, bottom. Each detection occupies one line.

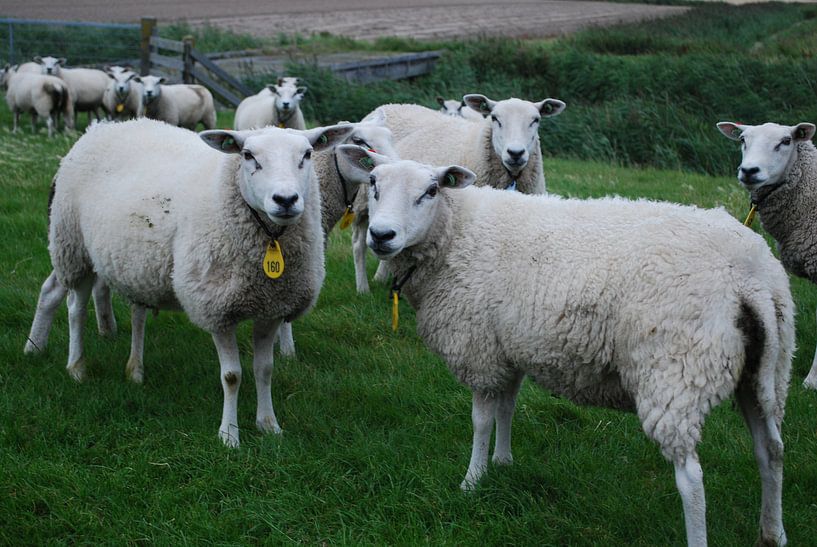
left=436, top=96, right=483, bottom=121
left=35, top=56, right=109, bottom=123
left=718, top=120, right=817, bottom=390
left=234, top=80, right=307, bottom=131
left=46, top=118, right=352, bottom=447
left=338, top=145, right=794, bottom=547
left=2, top=65, right=74, bottom=137
left=134, top=75, right=216, bottom=130
left=102, top=68, right=141, bottom=120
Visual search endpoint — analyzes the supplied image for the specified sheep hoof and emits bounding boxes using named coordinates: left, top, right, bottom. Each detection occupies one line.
left=755, top=530, right=787, bottom=547
left=218, top=428, right=240, bottom=448
left=125, top=358, right=143, bottom=384
left=24, top=339, right=43, bottom=354
left=492, top=454, right=513, bottom=466
left=459, top=478, right=478, bottom=492
left=803, top=375, right=817, bottom=390
left=356, top=281, right=370, bottom=294
left=256, top=416, right=283, bottom=435
left=278, top=343, right=296, bottom=357
left=66, top=359, right=86, bottom=382
left=97, top=321, right=117, bottom=337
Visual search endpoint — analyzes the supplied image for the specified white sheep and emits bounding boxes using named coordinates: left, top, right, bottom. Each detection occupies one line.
left=352, top=95, right=565, bottom=293
left=3, top=65, right=74, bottom=137
left=436, top=95, right=483, bottom=121
left=47, top=118, right=353, bottom=446
left=234, top=81, right=307, bottom=130
left=34, top=56, right=109, bottom=123
left=134, top=75, right=217, bottom=130
left=718, top=120, right=817, bottom=390
left=336, top=146, right=794, bottom=547
left=102, top=69, right=141, bottom=120
left=274, top=112, right=399, bottom=355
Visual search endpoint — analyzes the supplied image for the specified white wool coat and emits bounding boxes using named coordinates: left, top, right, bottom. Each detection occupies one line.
left=234, top=91, right=306, bottom=131
left=140, top=84, right=217, bottom=130
left=49, top=119, right=325, bottom=333
left=388, top=187, right=793, bottom=461
left=371, top=104, right=545, bottom=193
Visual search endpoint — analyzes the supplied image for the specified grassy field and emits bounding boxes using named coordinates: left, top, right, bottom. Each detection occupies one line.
left=1, top=100, right=816, bottom=545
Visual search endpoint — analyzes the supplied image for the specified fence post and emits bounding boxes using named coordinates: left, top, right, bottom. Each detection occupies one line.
left=140, top=17, right=157, bottom=76
left=182, top=35, right=195, bottom=84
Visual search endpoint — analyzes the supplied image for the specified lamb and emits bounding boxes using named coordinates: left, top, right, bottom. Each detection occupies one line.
left=436, top=95, right=483, bottom=121
left=134, top=75, right=216, bottom=130
left=34, top=56, right=109, bottom=123
left=274, top=111, right=399, bottom=355
left=718, top=120, right=817, bottom=390
left=352, top=94, right=565, bottom=293
left=47, top=118, right=353, bottom=446
left=102, top=68, right=141, bottom=120
left=3, top=65, right=74, bottom=137
left=234, top=80, right=307, bottom=130
left=336, top=145, right=794, bottom=547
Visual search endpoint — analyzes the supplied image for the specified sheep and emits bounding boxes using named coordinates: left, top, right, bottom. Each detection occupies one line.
left=34, top=56, right=109, bottom=123
left=718, top=120, right=817, bottom=390
left=274, top=112, right=399, bottom=355
left=47, top=118, right=353, bottom=446
left=352, top=94, right=565, bottom=293
left=436, top=95, right=484, bottom=121
left=102, top=69, right=141, bottom=120
left=336, top=145, right=794, bottom=547
left=3, top=66, right=74, bottom=137
left=134, top=75, right=216, bottom=130
left=234, top=81, right=307, bottom=131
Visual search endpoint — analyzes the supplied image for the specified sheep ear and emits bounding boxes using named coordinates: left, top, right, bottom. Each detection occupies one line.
left=364, top=108, right=386, bottom=126
left=126, top=73, right=137, bottom=82
left=536, top=98, right=566, bottom=117
left=792, top=123, right=816, bottom=142
left=132, top=76, right=142, bottom=84
left=436, top=96, right=446, bottom=107
left=276, top=76, right=285, bottom=86
left=717, top=122, right=744, bottom=141
left=199, top=130, right=245, bottom=154
left=335, top=144, right=390, bottom=182
left=435, top=166, right=476, bottom=189
left=107, top=71, right=116, bottom=80
left=463, top=94, right=496, bottom=114
left=157, top=77, right=166, bottom=84
left=304, top=124, right=355, bottom=152
left=33, top=56, right=43, bottom=64
left=58, top=58, right=67, bottom=65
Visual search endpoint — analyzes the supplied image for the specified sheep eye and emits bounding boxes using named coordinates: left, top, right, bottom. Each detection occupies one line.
left=304, top=150, right=312, bottom=160
left=739, top=136, right=746, bottom=145
left=369, top=175, right=376, bottom=186
left=781, top=137, right=791, bottom=146
left=242, top=151, right=254, bottom=161
left=531, top=117, right=541, bottom=126
left=426, top=184, right=438, bottom=198
left=351, top=137, right=370, bottom=149
left=491, top=115, right=499, bottom=124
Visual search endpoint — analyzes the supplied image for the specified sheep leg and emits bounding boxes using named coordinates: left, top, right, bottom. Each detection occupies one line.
left=461, top=390, right=498, bottom=491
left=66, top=276, right=94, bottom=382
left=373, top=260, right=390, bottom=284
left=92, top=277, right=117, bottom=337
left=353, top=222, right=370, bottom=294
left=12, top=109, right=19, bottom=133
left=212, top=328, right=242, bottom=448
left=25, top=270, right=68, bottom=354
left=276, top=321, right=296, bottom=357
left=803, top=307, right=817, bottom=390
left=492, top=370, right=525, bottom=465
left=673, top=453, right=707, bottom=547
left=736, top=382, right=787, bottom=546
left=253, top=318, right=284, bottom=435
left=125, top=304, right=147, bottom=384
left=46, top=115, right=54, bottom=138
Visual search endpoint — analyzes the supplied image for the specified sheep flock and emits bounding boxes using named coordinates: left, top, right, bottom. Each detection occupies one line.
left=10, top=50, right=817, bottom=547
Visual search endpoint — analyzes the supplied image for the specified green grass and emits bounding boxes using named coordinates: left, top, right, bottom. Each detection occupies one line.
left=1, top=101, right=816, bottom=545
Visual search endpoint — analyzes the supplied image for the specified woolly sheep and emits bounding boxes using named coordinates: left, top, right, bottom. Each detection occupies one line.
left=35, top=56, right=109, bottom=123
left=3, top=65, right=74, bottom=137
left=337, top=146, right=794, bottom=547
left=436, top=95, right=483, bottom=121
left=352, top=94, right=565, bottom=293
left=134, top=75, right=216, bottom=130
left=46, top=118, right=353, bottom=446
left=275, top=111, right=399, bottom=355
left=102, top=66, right=141, bottom=120
left=718, top=120, right=817, bottom=390
left=234, top=81, right=307, bottom=130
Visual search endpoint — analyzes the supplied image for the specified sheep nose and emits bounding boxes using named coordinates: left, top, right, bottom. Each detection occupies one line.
left=282, top=102, right=290, bottom=109
left=507, top=148, right=524, bottom=161
left=741, top=166, right=760, bottom=176
left=272, top=193, right=299, bottom=209
left=369, top=228, right=396, bottom=243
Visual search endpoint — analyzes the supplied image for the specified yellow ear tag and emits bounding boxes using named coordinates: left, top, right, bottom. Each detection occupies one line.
left=339, top=206, right=355, bottom=230
left=263, top=240, right=285, bottom=279
left=115, top=103, right=124, bottom=113
left=743, top=204, right=757, bottom=227
left=277, top=122, right=285, bottom=128
left=392, top=291, right=400, bottom=332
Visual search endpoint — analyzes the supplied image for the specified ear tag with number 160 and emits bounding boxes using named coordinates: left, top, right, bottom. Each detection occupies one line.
left=263, top=240, right=285, bottom=279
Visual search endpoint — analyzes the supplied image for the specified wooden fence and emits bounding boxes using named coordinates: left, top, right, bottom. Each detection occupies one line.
left=140, top=17, right=252, bottom=108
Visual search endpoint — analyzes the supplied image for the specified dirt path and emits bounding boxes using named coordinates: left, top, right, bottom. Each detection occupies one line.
left=0, top=1, right=688, bottom=41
